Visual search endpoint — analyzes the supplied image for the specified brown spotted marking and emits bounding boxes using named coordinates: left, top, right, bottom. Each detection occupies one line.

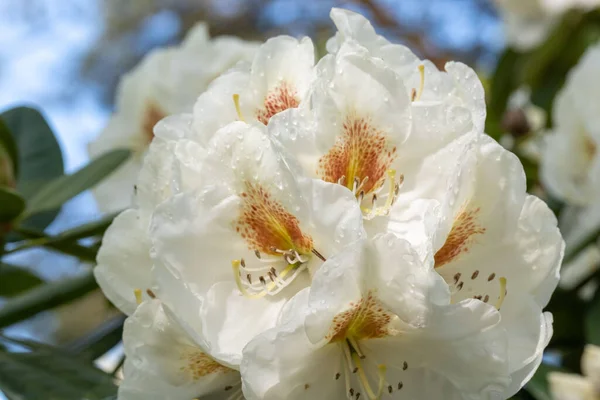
left=326, top=291, right=393, bottom=342
left=256, top=82, right=300, bottom=125
left=235, top=182, right=313, bottom=256
left=434, top=207, right=486, bottom=268
left=318, top=114, right=397, bottom=196
left=180, top=349, right=231, bottom=381
left=142, top=102, right=165, bottom=144
left=584, top=135, right=597, bottom=161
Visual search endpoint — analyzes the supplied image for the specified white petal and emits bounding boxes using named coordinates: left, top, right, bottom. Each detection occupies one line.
left=94, top=209, right=152, bottom=315
left=192, top=67, right=251, bottom=146
left=366, top=300, right=510, bottom=399
left=241, top=288, right=344, bottom=400
left=368, top=233, right=450, bottom=322
left=200, top=281, right=297, bottom=367
left=119, top=300, right=240, bottom=400
left=240, top=36, right=314, bottom=124
left=500, top=310, right=553, bottom=398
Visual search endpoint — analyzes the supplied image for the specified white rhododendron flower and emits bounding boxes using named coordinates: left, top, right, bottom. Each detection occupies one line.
left=272, top=9, right=486, bottom=228
left=150, top=121, right=364, bottom=366
left=549, top=344, right=600, bottom=400
left=242, top=235, right=511, bottom=400
left=91, top=7, right=564, bottom=400
left=541, top=45, right=600, bottom=207
left=119, top=299, right=244, bottom=400
left=418, top=134, right=563, bottom=397
left=541, top=44, right=600, bottom=276
left=493, top=0, right=600, bottom=50
left=88, top=23, right=258, bottom=212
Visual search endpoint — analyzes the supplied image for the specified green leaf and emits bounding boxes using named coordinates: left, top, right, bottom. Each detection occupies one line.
left=0, top=119, right=18, bottom=178
left=66, top=314, right=125, bottom=361
left=24, top=149, right=131, bottom=218
left=547, top=289, right=586, bottom=347
left=12, top=227, right=98, bottom=262
left=0, top=264, right=44, bottom=297
left=1, top=106, right=64, bottom=231
left=0, top=187, right=25, bottom=223
left=485, top=49, right=524, bottom=141
left=0, top=271, right=98, bottom=328
left=0, top=336, right=117, bottom=400
left=586, top=288, right=600, bottom=346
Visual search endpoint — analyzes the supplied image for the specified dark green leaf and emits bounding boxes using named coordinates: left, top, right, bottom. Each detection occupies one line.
left=548, top=289, right=586, bottom=347
left=0, top=187, right=25, bottom=223
left=0, top=264, right=44, bottom=297
left=0, top=119, right=18, bottom=178
left=24, top=149, right=131, bottom=218
left=12, top=226, right=98, bottom=262
left=65, top=314, right=125, bottom=361
left=586, top=287, right=600, bottom=346
left=0, top=271, right=98, bottom=328
left=0, top=336, right=117, bottom=399
left=1, top=106, right=64, bottom=231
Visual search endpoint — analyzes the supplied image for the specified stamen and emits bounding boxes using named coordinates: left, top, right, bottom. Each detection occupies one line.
left=495, top=277, right=507, bottom=310
left=341, top=342, right=356, bottom=399
left=415, top=65, right=425, bottom=102
left=232, top=260, right=268, bottom=299
left=361, top=170, right=402, bottom=220
left=146, top=289, right=156, bottom=299
left=312, top=248, right=326, bottom=262
left=376, top=365, right=387, bottom=398
left=233, top=94, right=245, bottom=122
left=133, top=288, right=143, bottom=305
left=348, top=337, right=365, bottom=359
left=352, top=353, right=378, bottom=400
left=232, top=259, right=307, bottom=298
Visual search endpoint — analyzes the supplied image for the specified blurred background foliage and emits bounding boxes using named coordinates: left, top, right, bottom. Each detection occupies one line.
left=0, top=0, right=599, bottom=399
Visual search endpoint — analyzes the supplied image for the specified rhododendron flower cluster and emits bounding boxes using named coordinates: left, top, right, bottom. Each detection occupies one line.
left=94, top=8, right=564, bottom=400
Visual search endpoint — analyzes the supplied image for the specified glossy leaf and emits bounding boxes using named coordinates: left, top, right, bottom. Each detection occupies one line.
left=0, top=264, right=44, bottom=298
left=12, top=227, right=98, bottom=262
left=0, top=271, right=98, bottom=328
left=1, top=106, right=64, bottom=231
left=0, top=336, right=117, bottom=399
left=586, top=288, right=600, bottom=346
left=0, top=119, right=18, bottom=178
left=0, top=187, right=25, bottom=223
left=24, top=149, right=130, bottom=218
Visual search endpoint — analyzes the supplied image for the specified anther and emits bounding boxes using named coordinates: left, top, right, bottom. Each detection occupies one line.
left=254, top=250, right=261, bottom=259
left=240, top=258, right=246, bottom=268
left=146, top=289, right=156, bottom=299
left=495, top=277, right=507, bottom=310
left=415, top=65, right=425, bottom=102
left=312, top=248, right=326, bottom=262
left=133, top=288, right=143, bottom=305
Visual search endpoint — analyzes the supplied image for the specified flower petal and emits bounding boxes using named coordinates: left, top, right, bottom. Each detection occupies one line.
left=94, top=209, right=152, bottom=315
